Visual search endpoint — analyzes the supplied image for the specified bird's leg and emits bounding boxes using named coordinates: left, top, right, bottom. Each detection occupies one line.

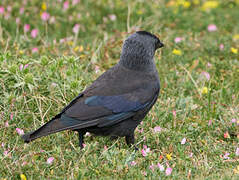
left=125, top=134, right=138, bottom=151
left=77, top=130, right=85, bottom=149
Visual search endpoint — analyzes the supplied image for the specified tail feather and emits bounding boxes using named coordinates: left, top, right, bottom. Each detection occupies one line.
left=21, top=117, right=69, bottom=143
left=21, top=115, right=100, bottom=143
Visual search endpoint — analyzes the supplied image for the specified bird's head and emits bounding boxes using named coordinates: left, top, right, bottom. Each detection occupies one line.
left=119, top=31, right=164, bottom=71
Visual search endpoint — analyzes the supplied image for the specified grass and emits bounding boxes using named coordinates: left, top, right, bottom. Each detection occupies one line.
left=0, top=0, right=239, bottom=179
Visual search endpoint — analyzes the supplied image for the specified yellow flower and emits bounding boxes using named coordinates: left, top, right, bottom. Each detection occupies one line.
left=231, top=47, right=238, bottom=54
left=201, top=87, right=208, bottom=94
left=41, top=2, right=47, bottom=11
left=79, top=54, right=86, bottom=58
left=79, top=45, right=84, bottom=52
left=74, top=46, right=79, bottom=52
left=193, top=0, right=199, bottom=5
left=202, top=1, right=218, bottom=10
left=166, top=153, right=172, bottom=160
left=19, top=50, right=24, bottom=55
left=183, top=1, right=191, bottom=8
left=20, top=174, right=27, bottom=180
left=137, top=10, right=143, bottom=15
left=233, top=34, right=239, bottom=40
left=172, top=49, right=182, bottom=55
left=67, top=41, right=73, bottom=46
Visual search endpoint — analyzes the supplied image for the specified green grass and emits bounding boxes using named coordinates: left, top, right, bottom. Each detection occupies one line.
left=0, top=0, right=239, bottom=179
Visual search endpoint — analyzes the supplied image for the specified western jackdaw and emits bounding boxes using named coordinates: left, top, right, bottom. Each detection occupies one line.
left=22, top=31, right=164, bottom=148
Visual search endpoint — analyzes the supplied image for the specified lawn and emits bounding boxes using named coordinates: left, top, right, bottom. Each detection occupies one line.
left=0, top=0, right=239, bottom=179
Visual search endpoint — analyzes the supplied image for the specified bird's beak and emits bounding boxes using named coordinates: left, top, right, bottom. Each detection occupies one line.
left=158, top=42, right=164, bottom=48
left=156, top=41, right=164, bottom=49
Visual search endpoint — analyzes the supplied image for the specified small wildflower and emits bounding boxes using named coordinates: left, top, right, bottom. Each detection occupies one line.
left=94, top=66, right=100, bottom=73
left=22, top=161, right=27, bottom=166
left=231, top=47, right=238, bottom=54
left=231, top=118, right=236, bottom=123
left=174, top=37, right=182, bottom=43
left=201, top=71, right=210, bottom=81
left=73, top=24, right=80, bottom=34
left=72, top=0, right=79, bottom=5
left=7, top=6, right=12, bottom=12
left=219, top=44, right=224, bottom=51
left=130, top=161, right=137, bottom=166
left=208, top=120, right=212, bottom=126
left=63, top=1, right=69, bottom=10
left=16, top=18, right=20, bottom=24
left=207, top=62, right=212, bottom=67
left=224, top=132, right=230, bottom=139
left=74, top=46, right=79, bottom=52
left=183, top=1, right=191, bottom=8
left=172, top=49, right=182, bottom=55
left=223, top=152, right=230, bottom=160
left=41, top=12, right=50, bottom=21
left=47, top=157, right=54, bottom=164
left=5, top=121, right=9, bottom=127
left=40, top=149, right=45, bottom=153
left=19, top=7, right=24, bottom=14
left=181, top=137, right=186, bottom=145
left=32, top=47, right=39, bottom=53
left=82, top=143, right=86, bottom=148
left=20, top=174, right=27, bottom=180
left=202, top=1, right=219, bottom=11
left=108, top=14, right=116, bottom=21
left=31, top=29, right=38, bottom=38
left=165, top=166, right=173, bottom=176
left=157, top=163, right=165, bottom=171
left=141, top=149, right=147, bottom=157
left=4, top=150, right=9, bottom=156
left=166, top=153, right=172, bottom=160
left=149, top=164, right=155, bottom=171
left=154, top=126, right=161, bottom=133
left=24, top=64, right=29, bottom=69
left=172, top=110, right=176, bottom=118
left=201, top=87, right=208, bottom=94
left=159, top=155, right=163, bottom=160
left=41, top=2, right=47, bottom=11
left=207, top=24, right=217, bottom=32
left=0, top=6, right=4, bottom=14
left=141, top=145, right=150, bottom=157
left=235, top=147, right=239, bottom=156
left=10, top=112, right=14, bottom=120
left=16, top=128, right=24, bottom=135
left=19, top=50, right=24, bottom=55
left=24, top=24, right=30, bottom=33
left=79, top=45, right=84, bottom=52
left=233, top=34, right=239, bottom=40
left=19, top=64, right=24, bottom=71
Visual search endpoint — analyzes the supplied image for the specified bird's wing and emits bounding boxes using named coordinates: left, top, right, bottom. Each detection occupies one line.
left=55, top=65, right=160, bottom=130
left=59, top=87, right=158, bottom=130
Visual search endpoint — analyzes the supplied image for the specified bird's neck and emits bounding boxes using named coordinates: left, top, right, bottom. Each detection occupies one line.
left=119, top=40, right=155, bottom=72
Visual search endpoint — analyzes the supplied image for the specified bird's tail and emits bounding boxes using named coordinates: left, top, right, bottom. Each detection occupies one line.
left=22, top=117, right=68, bottom=143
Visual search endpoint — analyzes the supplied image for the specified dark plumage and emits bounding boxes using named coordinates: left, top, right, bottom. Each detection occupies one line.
left=22, top=31, right=164, bottom=148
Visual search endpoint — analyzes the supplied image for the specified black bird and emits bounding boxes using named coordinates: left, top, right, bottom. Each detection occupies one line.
left=22, top=31, right=164, bottom=148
